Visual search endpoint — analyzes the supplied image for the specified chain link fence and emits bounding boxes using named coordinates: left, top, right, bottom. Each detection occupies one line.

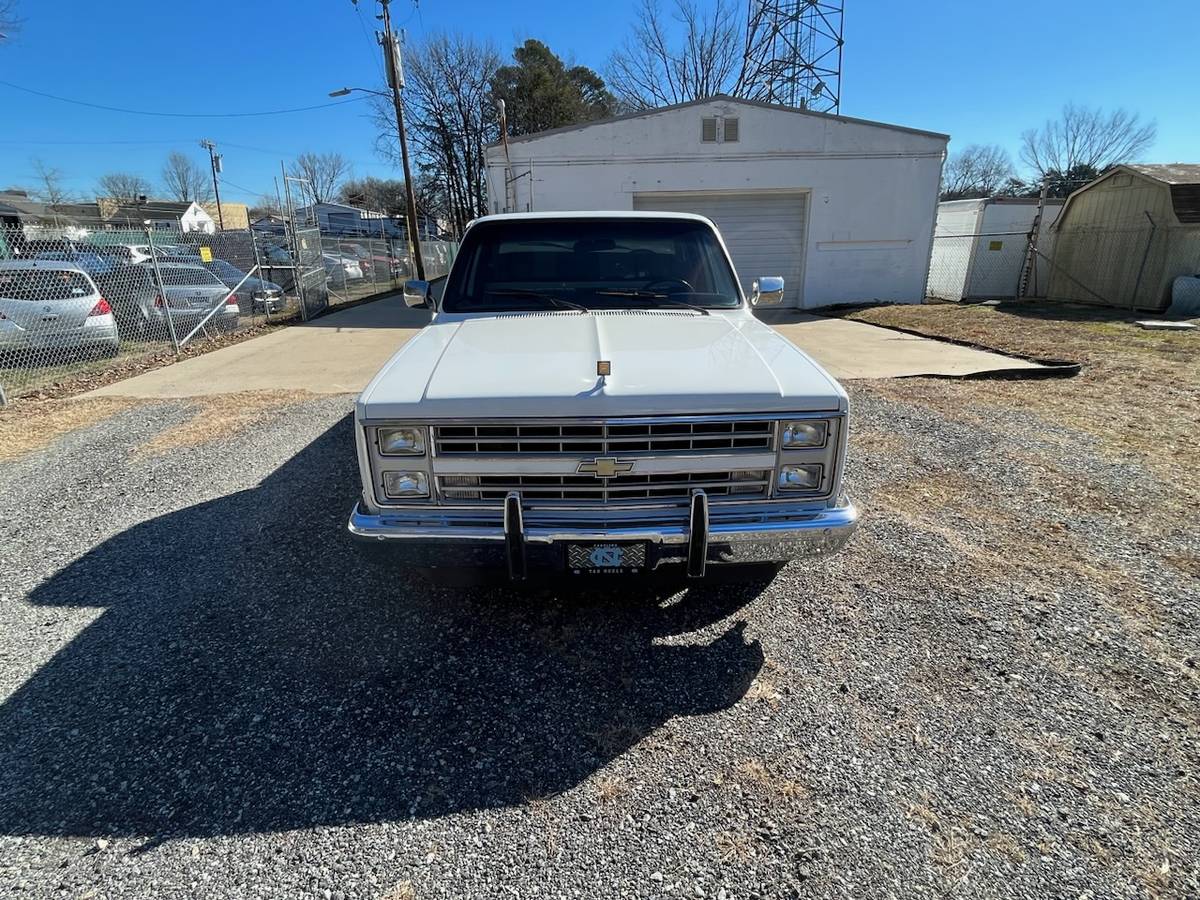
left=319, top=233, right=456, bottom=308
left=1043, top=222, right=1200, bottom=311
left=927, top=231, right=1045, bottom=302
left=928, top=221, right=1200, bottom=311
left=0, top=220, right=457, bottom=401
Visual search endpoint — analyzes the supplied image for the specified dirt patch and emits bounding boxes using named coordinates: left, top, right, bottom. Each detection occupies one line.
left=0, top=397, right=138, bottom=462
left=135, top=390, right=317, bottom=456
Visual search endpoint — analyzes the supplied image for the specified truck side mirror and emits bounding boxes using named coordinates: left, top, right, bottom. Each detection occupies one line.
left=403, top=279, right=431, bottom=309
left=750, top=276, right=785, bottom=307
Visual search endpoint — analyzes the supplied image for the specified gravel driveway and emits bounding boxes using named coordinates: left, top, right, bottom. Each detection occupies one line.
left=0, top=374, right=1196, bottom=897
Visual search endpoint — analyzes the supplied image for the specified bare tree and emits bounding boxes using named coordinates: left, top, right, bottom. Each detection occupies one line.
left=161, top=151, right=213, bottom=203
left=1020, top=104, right=1156, bottom=179
left=608, top=0, right=754, bottom=109
left=0, top=1, right=20, bottom=42
left=288, top=152, right=350, bottom=205
left=374, top=33, right=500, bottom=234
left=941, top=144, right=1016, bottom=200
left=30, top=158, right=71, bottom=205
left=96, top=172, right=152, bottom=202
left=338, top=176, right=408, bottom=215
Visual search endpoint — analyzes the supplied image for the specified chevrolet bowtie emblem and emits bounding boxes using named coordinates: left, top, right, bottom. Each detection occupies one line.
left=577, top=457, right=635, bottom=478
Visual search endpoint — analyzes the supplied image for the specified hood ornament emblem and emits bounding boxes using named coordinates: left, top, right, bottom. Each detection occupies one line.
left=578, top=457, right=634, bottom=478
left=597, top=360, right=611, bottom=384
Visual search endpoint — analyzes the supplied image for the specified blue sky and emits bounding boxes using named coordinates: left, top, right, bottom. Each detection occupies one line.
left=1, top=0, right=1195, bottom=205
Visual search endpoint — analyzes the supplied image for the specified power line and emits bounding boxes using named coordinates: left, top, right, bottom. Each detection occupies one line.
left=355, top=1, right=388, bottom=82
left=0, top=138, right=186, bottom=146
left=0, top=79, right=368, bottom=119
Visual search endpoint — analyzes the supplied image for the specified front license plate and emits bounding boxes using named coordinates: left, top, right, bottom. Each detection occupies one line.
left=567, top=542, right=647, bottom=575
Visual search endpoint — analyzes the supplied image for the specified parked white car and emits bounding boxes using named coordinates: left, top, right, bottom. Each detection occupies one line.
left=323, top=252, right=364, bottom=286
left=0, top=260, right=119, bottom=357
left=348, top=212, right=857, bottom=579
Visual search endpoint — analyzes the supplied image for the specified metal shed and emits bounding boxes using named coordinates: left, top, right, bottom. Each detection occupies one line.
left=928, top=197, right=1063, bottom=301
left=1048, top=164, right=1200, bottom=311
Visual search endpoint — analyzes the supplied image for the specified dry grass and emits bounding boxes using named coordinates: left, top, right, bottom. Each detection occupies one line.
left=732, top=758, right=811, bottom=805
left=594, top=775, right=630, bottom=805
left=715, top=830, right=754, bottom=863
left=906, top=798, right=941, bottom=830
left=986, top=832, right=1027, bottom=865
left=904, top=795, right=972, bottom=871
left=744, top=674, right=783, bottom=709
left=136, top=390, right=315, bottom=456
left=0, top=397, right=137, bottom=462
left=844, top=301, right=1200, bottom=483
left=379, top=881, right=416, bottom=900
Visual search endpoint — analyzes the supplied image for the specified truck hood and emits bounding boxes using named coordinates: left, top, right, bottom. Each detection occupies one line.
left=358, top=309, right=845, bottom=419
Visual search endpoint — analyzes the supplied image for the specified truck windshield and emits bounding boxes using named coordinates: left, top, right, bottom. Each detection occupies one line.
left=441, top=218, right=742, bottom=313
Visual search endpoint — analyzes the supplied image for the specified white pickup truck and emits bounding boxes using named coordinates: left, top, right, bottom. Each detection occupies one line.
left=348, top=211, right=857, bottom=578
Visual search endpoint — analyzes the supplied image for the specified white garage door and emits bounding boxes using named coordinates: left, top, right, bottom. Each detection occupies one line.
left=633, top=191, right=808, bottom=307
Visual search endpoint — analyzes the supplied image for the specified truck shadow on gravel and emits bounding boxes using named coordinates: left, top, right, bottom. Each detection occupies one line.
left=0, top=415, right=766, bottom=838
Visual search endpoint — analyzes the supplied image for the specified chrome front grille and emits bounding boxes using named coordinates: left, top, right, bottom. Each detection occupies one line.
left=439, top=470, right=771, bottom=504
left=434, top=420, right=775, bottom=456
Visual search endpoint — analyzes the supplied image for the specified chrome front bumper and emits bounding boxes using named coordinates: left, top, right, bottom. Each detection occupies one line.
left=347, top=493, right=859, bottom=578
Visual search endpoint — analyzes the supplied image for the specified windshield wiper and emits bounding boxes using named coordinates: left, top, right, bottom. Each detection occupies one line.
left=485, top=289, right=589, bottom=313
left=593, top=290, right=711, bottom=315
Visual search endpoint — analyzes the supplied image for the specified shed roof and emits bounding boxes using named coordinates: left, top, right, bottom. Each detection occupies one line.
left=1123, top=163, right=1200, bottom=185
left=490, top=94, right=949, bottom=148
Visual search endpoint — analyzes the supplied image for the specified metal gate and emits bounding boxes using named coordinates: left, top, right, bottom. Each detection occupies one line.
left=290, top=226, right=328, bottom=320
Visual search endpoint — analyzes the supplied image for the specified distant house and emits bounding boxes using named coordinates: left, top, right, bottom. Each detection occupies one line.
left=1048, top=164, right=1200, bottom=311
left=0, top=190, right=92, bottom=241
left=96, top=199, right=216, bottom=233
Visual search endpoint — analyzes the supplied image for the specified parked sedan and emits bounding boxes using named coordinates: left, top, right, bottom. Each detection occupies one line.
left=150, top=263, right=240, bottom=333
left=0, top=260, right=119, bottom=358
left=202, top=259, right=286, bottom=313
left=95, top=264, right=163, bottom=340
left=322, top=252, right=363, bottom=287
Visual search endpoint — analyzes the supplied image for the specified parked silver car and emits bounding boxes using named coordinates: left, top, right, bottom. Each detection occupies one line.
left=202, top=259, right=286, bottom=313
left=150, top=263, right=240, bottom=333
left=0, top=260, right=119, bottom=357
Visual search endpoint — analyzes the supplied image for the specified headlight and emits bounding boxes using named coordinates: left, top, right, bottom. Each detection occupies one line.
left=382, top=470, right=429, bottom=498
left=781, top=420, right=828, bottom=448
left=378, top=425, right=426, bottom=456
left=777, top=464, right=822, bottom=491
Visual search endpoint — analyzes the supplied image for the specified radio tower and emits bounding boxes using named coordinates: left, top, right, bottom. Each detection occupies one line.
left=745, top=0, right=844, bottom=113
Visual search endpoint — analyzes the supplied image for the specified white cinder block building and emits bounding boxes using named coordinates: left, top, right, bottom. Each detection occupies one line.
left=484, top=95, right=948, bottom=308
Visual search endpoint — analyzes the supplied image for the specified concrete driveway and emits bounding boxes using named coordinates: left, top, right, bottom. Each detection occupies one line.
left=90, top=294, right=1042, bottom=399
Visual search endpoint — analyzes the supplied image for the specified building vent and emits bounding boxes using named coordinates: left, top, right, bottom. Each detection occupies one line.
left=1171, top=185, right=1200, bottom=224
left=701, top=117, right=718, bottom=143
left=723, top=117, right=739, bottom=142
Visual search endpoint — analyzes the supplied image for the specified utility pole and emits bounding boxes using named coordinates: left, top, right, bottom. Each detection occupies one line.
left=377, top=0, right=425, bottom=281
left=200, top=140, right=225, bottom=230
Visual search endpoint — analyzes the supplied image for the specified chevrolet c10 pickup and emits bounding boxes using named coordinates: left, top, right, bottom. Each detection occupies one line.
left=348, top=211, right=857, bottom=579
